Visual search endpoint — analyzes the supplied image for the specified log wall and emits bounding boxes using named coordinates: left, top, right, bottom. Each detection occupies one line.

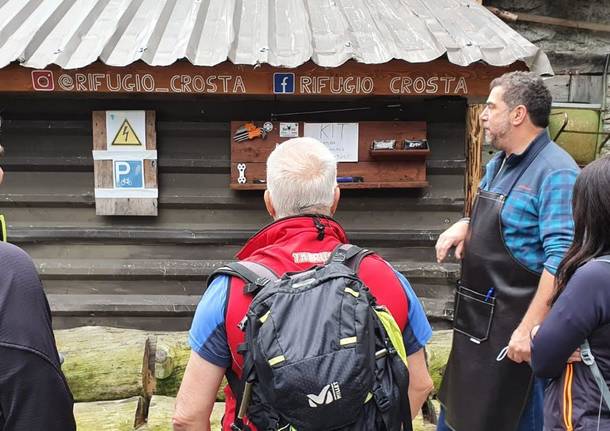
left=0, top=94, right=466, bottom=329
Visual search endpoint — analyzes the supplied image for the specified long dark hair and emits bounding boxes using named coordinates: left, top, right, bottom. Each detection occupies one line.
left=553, top=155, right=610, bottom=302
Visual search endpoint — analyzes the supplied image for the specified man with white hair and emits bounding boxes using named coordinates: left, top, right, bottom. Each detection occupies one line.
left=173, top=137, right=434, bottom=430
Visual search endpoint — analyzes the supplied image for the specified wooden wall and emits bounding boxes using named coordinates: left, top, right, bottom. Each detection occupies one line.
left=0, top=95, right=466, bottom=330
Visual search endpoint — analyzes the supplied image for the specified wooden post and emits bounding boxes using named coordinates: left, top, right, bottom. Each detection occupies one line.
left=465, top=104, right=485, bottom=216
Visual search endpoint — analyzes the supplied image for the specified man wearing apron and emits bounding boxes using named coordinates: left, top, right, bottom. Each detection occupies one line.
left=434, top=72, right=580, bottom=431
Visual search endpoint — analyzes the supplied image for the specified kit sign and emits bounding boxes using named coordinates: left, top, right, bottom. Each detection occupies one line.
left=106, top=111, right=146, bottom=149
left=114, top=160, right=144, bottom=189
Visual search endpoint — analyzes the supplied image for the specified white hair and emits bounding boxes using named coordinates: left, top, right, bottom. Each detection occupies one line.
left=266, top=137, right=337, bottom=219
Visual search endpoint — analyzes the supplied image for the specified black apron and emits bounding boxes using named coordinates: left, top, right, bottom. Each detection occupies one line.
left=438, top=140, right=548, bottom=431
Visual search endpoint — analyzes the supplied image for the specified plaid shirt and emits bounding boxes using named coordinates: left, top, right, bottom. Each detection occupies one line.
left=480, top=130, right=579, bottom=275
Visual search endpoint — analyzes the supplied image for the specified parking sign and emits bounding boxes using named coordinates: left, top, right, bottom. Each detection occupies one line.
left=114, top=160, right=144, bottom=189
left=273, top=73, right=295, bottom=94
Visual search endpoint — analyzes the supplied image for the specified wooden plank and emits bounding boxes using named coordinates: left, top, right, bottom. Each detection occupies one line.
left=231, top=121, right=427, bottom=163
left=232, top=181, right=429, bottom=190
left=486, top=7, right=610, bottom=33
left=3, top=119, right=226, bottom=134
left=95, top=198, right=158, bottom=216
left=48, top=294, right=200, bottom=315
left=421, top=297, right=455, bottom=322
left=0, top=187, right=463, bottom=210
left=0, top=59, right=524, bottom=97
left=145, top=110, right=156, bottom=150
left=48, top=294, right=455, bottom=319
left=51, top=316, right=195, bottom=331
left=94, top=160, right=113, bottom=188
left=9, top=226, right=447, bottom=246
left=42, top=279, right=206, bottom=296
left=230, top=160, right=426, bottom=186
left=0, top=171, right=463, bottom=209
left=92, top=112, right=106, bottom=150
left=545, top=75, right=571, bottom=103
left=569, top=75, right=604, bottom=104
left=0, top=155, right=230, bottom=171
left=144, top=160, right=157, bottom=188
left=35, top=258, right=459, bottom=281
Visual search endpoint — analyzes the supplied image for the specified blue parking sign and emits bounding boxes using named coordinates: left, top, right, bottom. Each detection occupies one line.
left=273, top=73, right=295, bottom=94
left=114, top=160, right=144, bottom=189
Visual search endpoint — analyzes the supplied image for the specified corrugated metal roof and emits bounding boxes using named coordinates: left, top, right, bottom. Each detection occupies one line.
left=0, top=0, right=552, bottom=74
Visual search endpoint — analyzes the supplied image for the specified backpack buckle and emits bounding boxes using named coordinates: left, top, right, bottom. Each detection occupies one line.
left=581, top=346, right=595, bottom=366
left=332, top=252, right=346, bottom=263
left=373, top=386, right=391, bottom=412
left=255, top=277, right=270, bottom=287
left=244, top=278, right=270, bottom=294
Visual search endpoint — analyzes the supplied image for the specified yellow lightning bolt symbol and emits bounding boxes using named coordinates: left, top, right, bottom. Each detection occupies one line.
left=122, top=125, right=129, bottom=141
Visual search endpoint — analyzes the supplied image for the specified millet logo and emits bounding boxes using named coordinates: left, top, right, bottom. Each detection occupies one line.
left=307, top=382, right=342, bottom=407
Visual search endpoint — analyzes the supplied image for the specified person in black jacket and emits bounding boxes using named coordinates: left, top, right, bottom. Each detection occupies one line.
left=0, top=144, right=76, bottom=430
left=531, top=155, right=610, bottom=430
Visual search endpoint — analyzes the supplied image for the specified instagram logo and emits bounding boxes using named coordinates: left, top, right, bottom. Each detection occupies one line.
left=31, top=70, right=55, bottom=91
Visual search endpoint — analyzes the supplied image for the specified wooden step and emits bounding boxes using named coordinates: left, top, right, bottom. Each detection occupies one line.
left=0, top=172, right=463, bottom=210
left=35, top=258, right=459, bottom=282
left=0, top=190, right=463, bottom=211
left=11, top=227, right=448, bottom=246
left=47, top=294, right=454, bottom=331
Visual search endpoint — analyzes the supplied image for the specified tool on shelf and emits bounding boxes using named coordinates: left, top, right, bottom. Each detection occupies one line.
left=234, top=122, right=272, bottom=142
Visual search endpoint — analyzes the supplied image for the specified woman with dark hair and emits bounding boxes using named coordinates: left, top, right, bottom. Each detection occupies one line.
left=531, top=155, right=610, bottom=430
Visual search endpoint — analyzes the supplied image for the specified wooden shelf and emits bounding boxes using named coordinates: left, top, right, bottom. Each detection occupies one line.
left=369, top=149, right=430, bottom=159
left=230, top=121, right=429, bottom=190
left=230, top=181, right=429, bottom=190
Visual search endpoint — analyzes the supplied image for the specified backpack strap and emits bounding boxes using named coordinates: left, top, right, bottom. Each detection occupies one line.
left=208, top=261, right=279, bottom=430
left=580, top=339, right=610, bottom=411
left=328, top=244, right=373, bottom=273
left=209, top=261, right=279, bottom=295
left=595, top=255, right=610, bottom=264
left=578, top=256, right=610, bottom=414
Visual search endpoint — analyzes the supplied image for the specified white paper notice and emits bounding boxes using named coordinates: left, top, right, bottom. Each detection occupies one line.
left=303, top=123, right=359, bottom=162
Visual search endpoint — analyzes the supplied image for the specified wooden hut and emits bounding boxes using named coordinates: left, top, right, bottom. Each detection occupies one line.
left=0, top=0, right=551, bottom=330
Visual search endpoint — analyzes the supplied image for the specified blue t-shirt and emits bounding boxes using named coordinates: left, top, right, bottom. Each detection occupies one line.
left=190, top=271, right=432, bottom=368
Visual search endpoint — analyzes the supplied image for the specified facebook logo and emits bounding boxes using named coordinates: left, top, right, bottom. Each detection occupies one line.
left=114, top=160, right=144, bottom=189
left=273, top=73, right=295, bottom=94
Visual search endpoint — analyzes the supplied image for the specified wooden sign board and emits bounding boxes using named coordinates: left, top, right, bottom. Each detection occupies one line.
left=0, top=59, right=524, bottom=97
left=230, top=121, right=428, bottom=190
left=92, top=111, right=158, bottom=216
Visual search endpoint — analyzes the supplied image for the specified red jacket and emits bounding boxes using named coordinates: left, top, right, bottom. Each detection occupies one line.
left=220, top=215, right=409, bottom=430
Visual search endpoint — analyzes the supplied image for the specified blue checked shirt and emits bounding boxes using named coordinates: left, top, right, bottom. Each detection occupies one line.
left=480, top=130, right=579, bottom=275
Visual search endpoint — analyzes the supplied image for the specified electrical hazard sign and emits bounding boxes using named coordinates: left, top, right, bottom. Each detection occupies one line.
left=106, top=111, right=146, bottom=149
left=111, top=119, right=141, bottom=145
